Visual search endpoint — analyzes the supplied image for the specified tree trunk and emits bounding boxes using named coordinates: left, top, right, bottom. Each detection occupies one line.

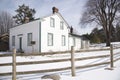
left=106, top=30, right=110, bottom=46
left=106, top=38, right=110, bottom=46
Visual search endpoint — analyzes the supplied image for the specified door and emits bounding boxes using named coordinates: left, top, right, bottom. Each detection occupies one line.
left=19, top=37, right=22, bottom=50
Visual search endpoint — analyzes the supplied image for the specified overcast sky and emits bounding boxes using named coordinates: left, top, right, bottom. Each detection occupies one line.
left=0, top=0, right=94, bottom=35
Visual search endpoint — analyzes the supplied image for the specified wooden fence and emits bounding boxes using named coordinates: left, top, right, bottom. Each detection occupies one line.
left=0, top=45, right=120, bottom=80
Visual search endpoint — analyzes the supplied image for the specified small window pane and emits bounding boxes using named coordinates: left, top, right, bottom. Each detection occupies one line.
left=73, top=38, right=76, bottom=46
left=48, top=33, right=53, bottom=46
left=60, top=21, right=64, bottom=30
left=12, top=36, right=15, bottom=46
left=50, top=18, right=55, bottom=27
left=62, top=35, right=66, bottom=46
left=27, top=33, right=32, bottom=46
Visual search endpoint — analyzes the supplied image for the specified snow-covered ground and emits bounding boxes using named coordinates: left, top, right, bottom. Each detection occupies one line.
left=0, top=46, right=120, bottom=80
left=61, top=60, right=120, bottom=80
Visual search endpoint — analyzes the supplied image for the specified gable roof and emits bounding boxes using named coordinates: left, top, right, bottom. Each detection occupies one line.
left=12, top=12, right=70, bottom=29
left=69, top=33, right=82, bottom=38
left=12, top=18, right=40, bottom=28
left=69, top=33, right=90, bottom=40
left=40, top=12, right=70, bottom=28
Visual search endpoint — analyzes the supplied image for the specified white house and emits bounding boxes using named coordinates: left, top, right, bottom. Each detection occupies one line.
left=9, top=7, right=89, bottom=53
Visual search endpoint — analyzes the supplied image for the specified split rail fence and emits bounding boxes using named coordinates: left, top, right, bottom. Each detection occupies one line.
left=0, top=44, right=120, bottom=80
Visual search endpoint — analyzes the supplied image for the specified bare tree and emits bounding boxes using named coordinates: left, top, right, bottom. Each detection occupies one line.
left=80, top=0, right=120, bottom=46
left=0, top=11, right=14, bottom=35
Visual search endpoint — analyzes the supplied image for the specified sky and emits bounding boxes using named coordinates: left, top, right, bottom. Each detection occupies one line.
left=0, top=0, right=95, bottom=35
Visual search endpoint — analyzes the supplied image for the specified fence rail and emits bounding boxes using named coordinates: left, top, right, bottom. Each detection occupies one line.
left=0, top=54, right=110, bottom=66
left=0, top=47, right=120, bottom=57
left=1, top=46, right=119, bottom=57
left=0, top=45, right=120, bottom=80
left=0, top=57, right=120, bottom=76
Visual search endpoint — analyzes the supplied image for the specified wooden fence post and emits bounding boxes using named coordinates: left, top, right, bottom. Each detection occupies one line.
left=12, top=48, right=16, bottom=80
left=110, top=44, right=114, bottom=68
left=71, top=46, right=76, bottom=76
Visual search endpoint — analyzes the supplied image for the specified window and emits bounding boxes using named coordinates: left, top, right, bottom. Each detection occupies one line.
left=62, top=35, right=66, bottom=46
left=12, top=36, right=15, bottom=46
left=48, top=33, right=53, bottom=46
left=60, top=21, right=64, bottom=30
left=50, top=17, right=55, bottom=27
left=27, top=33, right=32, bottom=46
left=73, top=38, right=76, bottom=46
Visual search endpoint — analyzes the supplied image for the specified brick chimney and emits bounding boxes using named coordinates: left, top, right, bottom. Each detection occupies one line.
left=25, top=17, right=29, bottom=23
left=70, top=26, right=73, bottom=34
left=52, top=7, right=59, bottom=14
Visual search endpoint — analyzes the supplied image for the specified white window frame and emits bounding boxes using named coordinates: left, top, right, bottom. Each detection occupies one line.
left=60, top=21, right=64, bottom=30
left=48, top=33, right=53, bottom=46
left=62, top=35, right=66, bottom=46
left=50, top=17, right=55, bottom=27
left=73, top=37, right=76, bottom=46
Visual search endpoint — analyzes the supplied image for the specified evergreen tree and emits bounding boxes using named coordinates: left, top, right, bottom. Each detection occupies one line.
left=90, top=28, right=101, bottom=43
left=82, top=27, right=118, bottom=43
left=13, top=4, right=36, bottom=24
left=116, top=23, right=120, bottom=41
